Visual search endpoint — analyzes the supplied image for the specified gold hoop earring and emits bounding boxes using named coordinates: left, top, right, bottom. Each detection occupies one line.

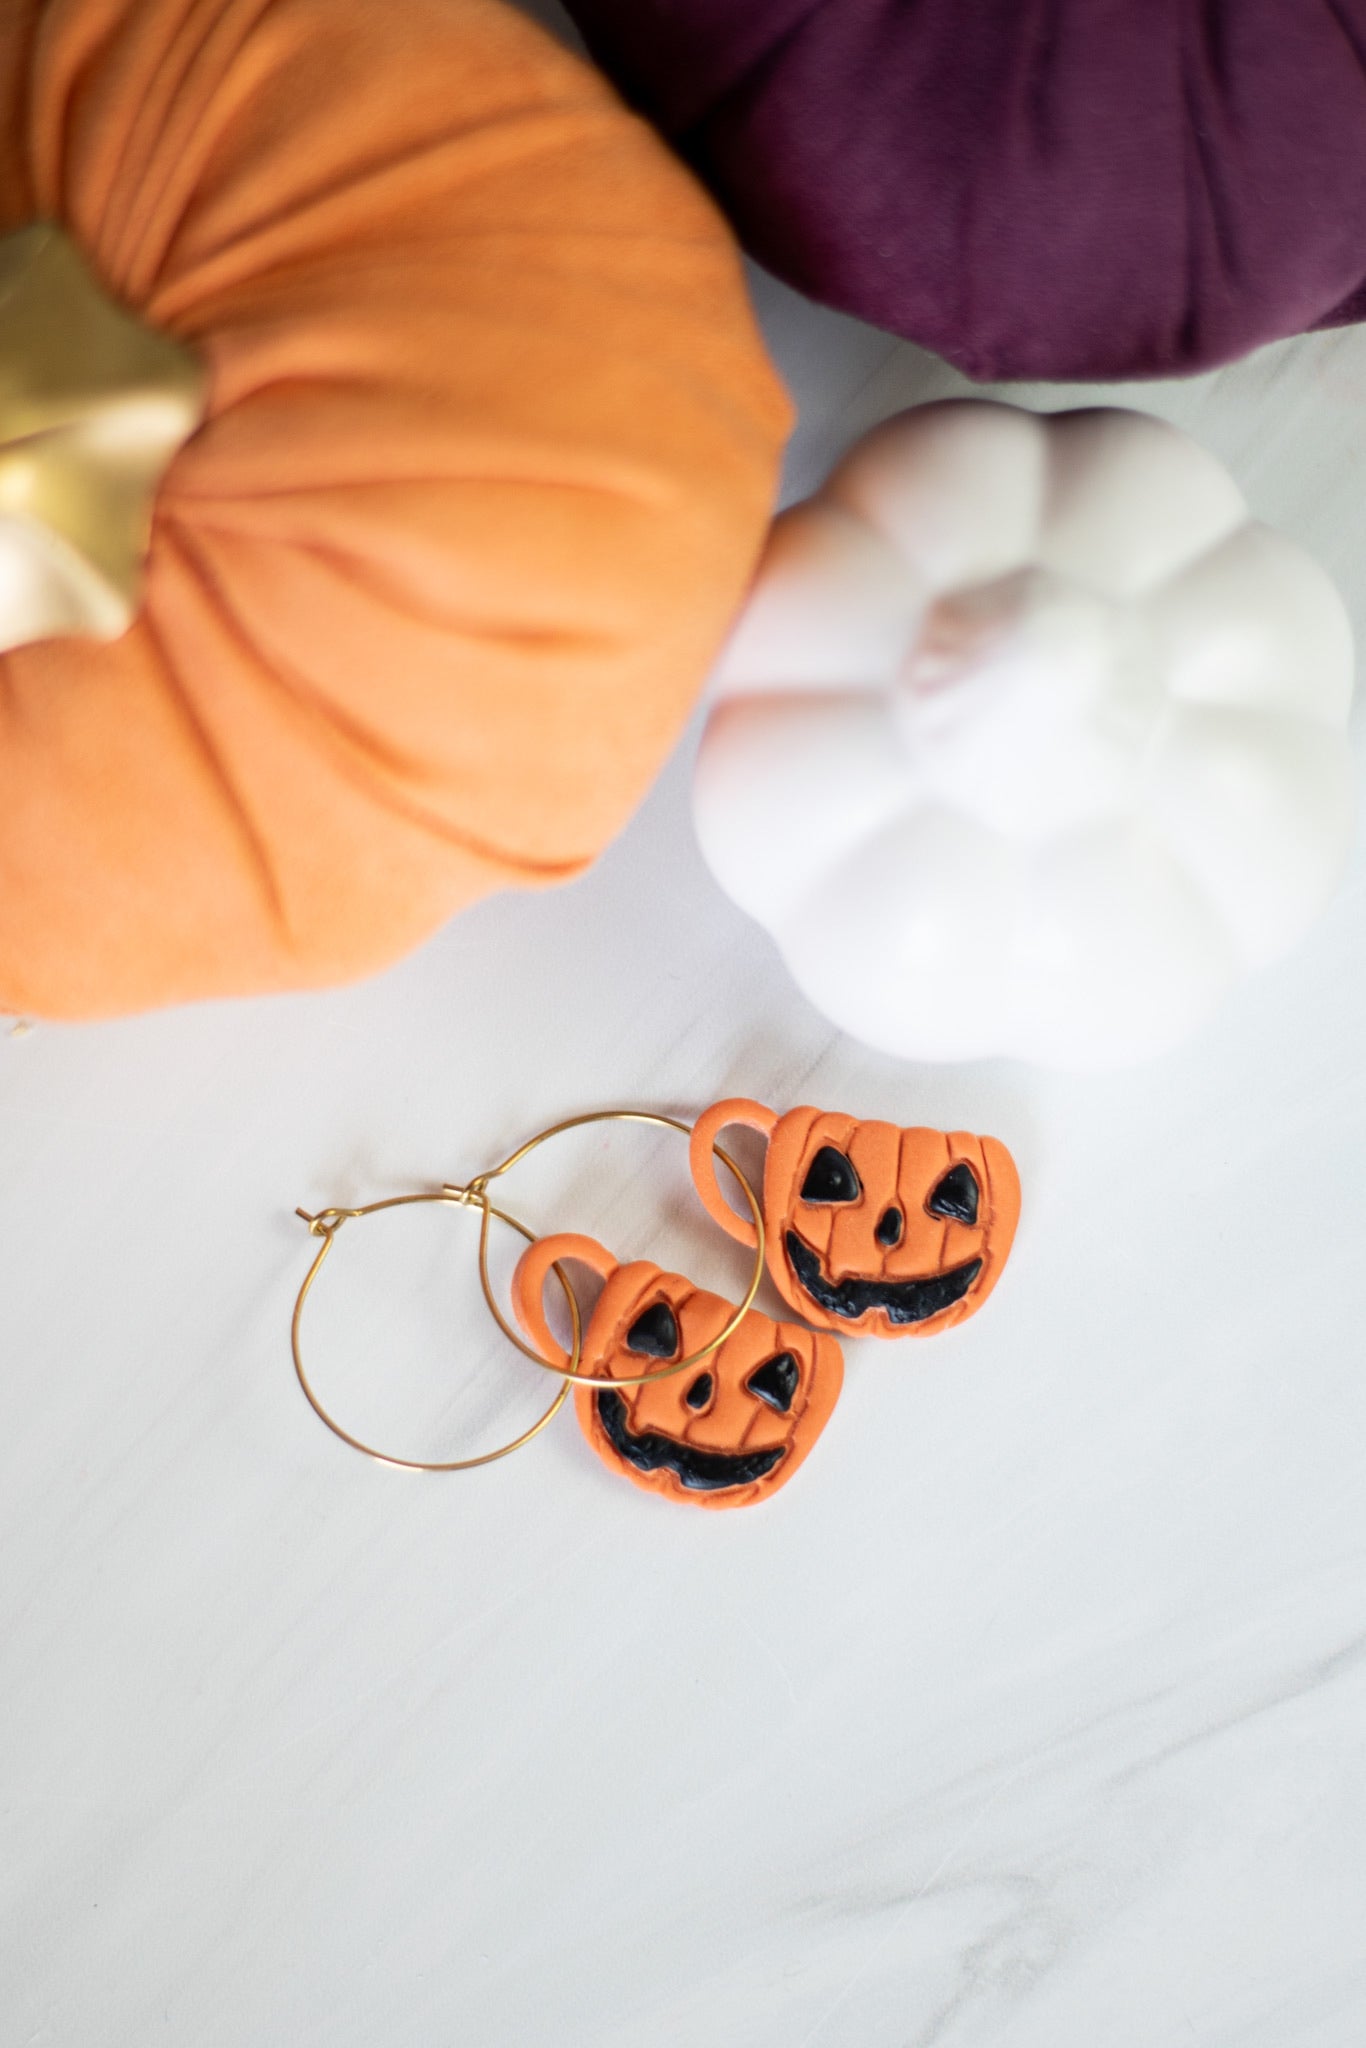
left=290, top=1187, right=577, bottom=1472
left=463, top=1108, right=766, bottom=1389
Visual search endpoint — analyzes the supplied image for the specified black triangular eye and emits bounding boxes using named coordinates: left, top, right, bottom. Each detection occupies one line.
left=926, top=1162, right=979, bottom=1225
left=800, top=1146, right=861, bottom=1204
left=746, top=1351, right=799, bottom=1413
left=626, top=1301, right=679, bottom=1357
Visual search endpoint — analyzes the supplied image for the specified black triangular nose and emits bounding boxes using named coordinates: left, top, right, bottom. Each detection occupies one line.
left=875, top=1205, right=903, bottom=1247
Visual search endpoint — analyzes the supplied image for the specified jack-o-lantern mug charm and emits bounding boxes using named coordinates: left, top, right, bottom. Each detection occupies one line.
left=689, top=1099, right=1022, bottom=1339
left=513, top=1234, right=845, bottom=1510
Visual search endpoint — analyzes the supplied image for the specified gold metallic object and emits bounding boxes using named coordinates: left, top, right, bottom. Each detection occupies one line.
left=289, top=1112, right=765, bottom=1471
left=291, top=1188, right=577, bottom=1473
left=0, top=222, right=206, bottom=650
left=468, top=1109, right=767, bottom=1388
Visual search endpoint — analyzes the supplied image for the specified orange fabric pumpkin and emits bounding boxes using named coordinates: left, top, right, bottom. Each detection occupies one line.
left=690, top=1098, right=1022, bottom=1339
left=514, top=1232, right=844, bottom=1509
left=0, top=0, right=789, bottom=1016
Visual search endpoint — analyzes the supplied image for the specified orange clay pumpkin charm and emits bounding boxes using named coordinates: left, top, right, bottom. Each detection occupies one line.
left=513, top=1234, right=843, bottom=1509
left=689, top=1099, right=1021, bottom=1339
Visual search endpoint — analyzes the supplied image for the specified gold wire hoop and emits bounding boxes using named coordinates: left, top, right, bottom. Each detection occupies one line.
left=291, top=1188, right=577, bottom=1472
left=466, top=1109, right=766, bottom=1389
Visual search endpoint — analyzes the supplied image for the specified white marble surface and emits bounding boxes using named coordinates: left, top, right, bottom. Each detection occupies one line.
left=7, top=145, right=1366, bottom=2048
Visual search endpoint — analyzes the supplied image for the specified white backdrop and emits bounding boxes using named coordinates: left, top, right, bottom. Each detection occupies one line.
left=5, top=74, right=1366, bottom=2048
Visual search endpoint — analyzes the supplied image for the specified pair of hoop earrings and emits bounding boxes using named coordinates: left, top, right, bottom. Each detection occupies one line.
left=292, top=1098, right=1023, bottom=1511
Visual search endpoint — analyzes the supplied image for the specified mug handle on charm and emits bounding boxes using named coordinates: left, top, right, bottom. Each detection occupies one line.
left=688, top=1096, right=777, bottom=1249
left=512, top=1233, right=617, bottom=1372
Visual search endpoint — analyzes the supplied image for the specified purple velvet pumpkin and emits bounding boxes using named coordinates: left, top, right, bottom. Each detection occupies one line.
left=563, top=0, right=1366, bottom=380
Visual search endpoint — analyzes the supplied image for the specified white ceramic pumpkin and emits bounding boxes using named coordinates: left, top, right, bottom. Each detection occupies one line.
left=693, top=401, right=1356, bottom=1068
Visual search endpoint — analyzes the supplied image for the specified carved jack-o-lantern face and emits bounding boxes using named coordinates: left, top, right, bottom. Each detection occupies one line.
left=513, top=1233, right=843, bottom=1509
left=691, top=1099, right=1021, bottom=1338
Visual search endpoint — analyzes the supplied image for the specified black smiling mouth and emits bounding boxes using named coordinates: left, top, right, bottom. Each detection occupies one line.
left=596, top=1390, right=785, bottom=1492
left=786, top=1232, right=982, bottom=1326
